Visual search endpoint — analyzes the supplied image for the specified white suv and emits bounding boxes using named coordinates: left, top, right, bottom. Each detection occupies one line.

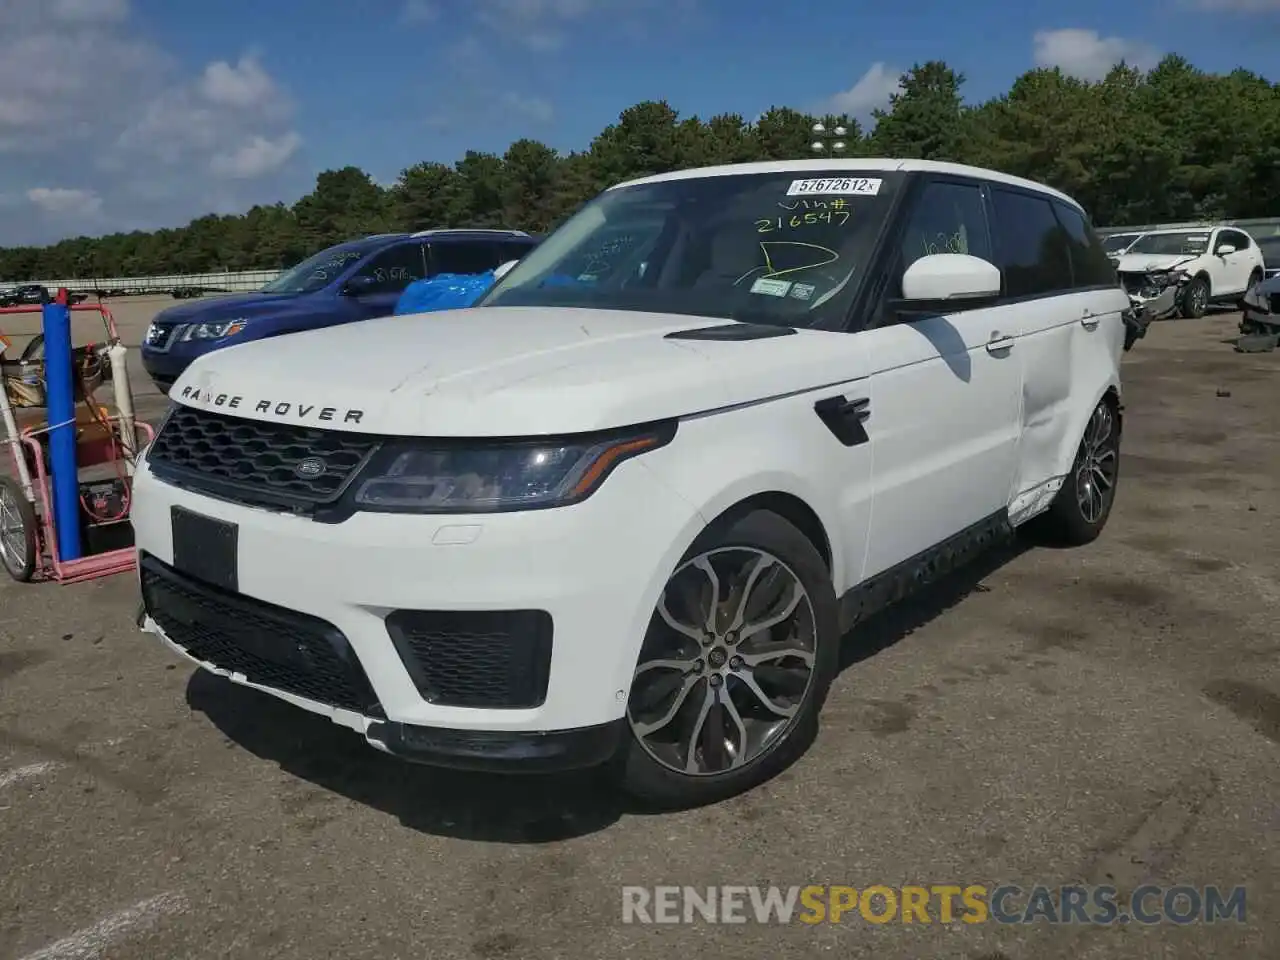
left=1114, top=224, right=1265, bottom=318
left=134, top=159, right=1130, bottom=807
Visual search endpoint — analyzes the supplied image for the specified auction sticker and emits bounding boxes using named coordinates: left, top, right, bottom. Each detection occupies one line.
left=750, top=277, right=793, bottom=297
left=786, top=177, right=882, bottom=197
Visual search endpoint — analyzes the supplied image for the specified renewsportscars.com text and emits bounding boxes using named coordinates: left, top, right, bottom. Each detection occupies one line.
left=621, top=884, right=1247, bottom=925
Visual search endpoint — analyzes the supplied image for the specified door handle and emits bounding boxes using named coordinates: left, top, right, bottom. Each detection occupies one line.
left=1081, top=312, right=1100, bottom=330
left=814, top=395, right=870, bottom=447
left=986, top=334, right=1014, bottom=354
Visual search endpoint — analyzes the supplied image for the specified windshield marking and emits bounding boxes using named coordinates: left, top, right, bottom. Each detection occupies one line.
left=757, top=209, right=850, bottom=233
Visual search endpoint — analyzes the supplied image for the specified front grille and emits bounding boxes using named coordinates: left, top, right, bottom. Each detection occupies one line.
left=141, top=554, right=382, bottom=715
left=147, top=404, right=379, bottom=511
left=385, top=609, right=553, bottom=709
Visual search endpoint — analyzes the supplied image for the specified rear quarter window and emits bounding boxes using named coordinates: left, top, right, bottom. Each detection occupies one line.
left=1052, top=201, right=1118, bottom=288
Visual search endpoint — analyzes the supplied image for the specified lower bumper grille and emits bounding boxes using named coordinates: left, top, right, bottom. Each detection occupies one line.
left=141, top=554, right=382, bottom=715
left=385, top=609, right=553, bottom=709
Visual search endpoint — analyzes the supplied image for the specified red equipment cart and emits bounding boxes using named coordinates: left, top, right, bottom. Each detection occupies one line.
left=0, top=300, right=153, bottom=584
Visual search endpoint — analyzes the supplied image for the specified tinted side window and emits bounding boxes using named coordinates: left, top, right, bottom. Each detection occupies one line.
left=431, top=241, right=502, bottom=275
left=1052, top=201, right=1117, bottom=287
left=499, top=239, right=536, bottom=263
left=351, top=243, right=427, bottom=293
left=989, top=189, right=1074, bottom=298
left=898, top=180, right=992, bottom=273
left=1225, top=229, right=1251, bottom=251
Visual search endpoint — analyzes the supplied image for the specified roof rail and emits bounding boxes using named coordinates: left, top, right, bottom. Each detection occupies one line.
left=410, top=228, right=532, bottom=239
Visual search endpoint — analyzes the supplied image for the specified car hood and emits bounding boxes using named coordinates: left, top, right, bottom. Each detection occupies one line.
left=169, top=306, right=859, bottom=437
left=1114, top=253, right=1199, bottom=273
left=153, top=291, right=308, bottom=323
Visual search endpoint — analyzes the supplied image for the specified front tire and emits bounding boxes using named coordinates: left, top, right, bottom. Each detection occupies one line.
left=1030, top=397, right=1120, bottom=546
left=1181, top=275, right=1209, bottom=319
left=619, top=510, right=840, bottom=808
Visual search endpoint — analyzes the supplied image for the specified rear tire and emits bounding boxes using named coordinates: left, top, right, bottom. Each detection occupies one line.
left=618, top=509, right=840, bottom=809
left=1028, top=397, right=1120, bottom=546
left=0, top=476, right=38, bottom=582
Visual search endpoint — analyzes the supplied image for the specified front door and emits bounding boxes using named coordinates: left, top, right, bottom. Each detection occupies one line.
left=1215, top=229, right=1254, bottom=295
left=343, top=242, right=430, bottom=321
left=859, top=177, right=1022, bottom=579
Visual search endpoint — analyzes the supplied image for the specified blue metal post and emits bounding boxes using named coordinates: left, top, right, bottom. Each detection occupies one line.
left=42, top=288, right=82, bottom=562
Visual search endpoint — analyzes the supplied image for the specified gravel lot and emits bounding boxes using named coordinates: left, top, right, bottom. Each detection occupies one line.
left=1, top=302, right=1278, bottom=959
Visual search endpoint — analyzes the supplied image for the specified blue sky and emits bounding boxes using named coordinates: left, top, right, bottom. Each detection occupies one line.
left=0, top=0, right=1277, bottom=246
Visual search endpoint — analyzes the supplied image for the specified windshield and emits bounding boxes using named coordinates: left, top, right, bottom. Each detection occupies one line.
left=475, top=170, right=905, bottom=327
left=1102, top=233, right=1139, bottom=253
left=1127, top=231, right=1210, bottom=257
left=261, top=240, right=383, bottom=294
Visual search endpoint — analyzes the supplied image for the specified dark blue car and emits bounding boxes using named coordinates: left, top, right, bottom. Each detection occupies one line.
left=140, top=228, right=538, bottom=392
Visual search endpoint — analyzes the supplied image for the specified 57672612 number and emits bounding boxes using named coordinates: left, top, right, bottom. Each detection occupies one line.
left=757, top=210, right=850, bottom=233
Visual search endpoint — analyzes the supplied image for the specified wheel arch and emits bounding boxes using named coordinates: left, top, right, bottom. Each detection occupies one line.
left=1054, top=376, right=1122, bottom=476
left=607, top=476, right=844, bottom=706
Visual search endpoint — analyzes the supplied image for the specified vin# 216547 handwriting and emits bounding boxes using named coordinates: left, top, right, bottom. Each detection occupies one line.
left=757, top=209, right=850, bottom=233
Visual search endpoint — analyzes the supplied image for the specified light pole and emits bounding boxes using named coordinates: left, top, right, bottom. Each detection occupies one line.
left=810, top=122, right=848, bottom=156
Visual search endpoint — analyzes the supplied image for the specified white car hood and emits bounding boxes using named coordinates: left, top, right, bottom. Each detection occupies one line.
left=169, top=306, right=844, bottom=437
left=1114, top=252, right=1198, bottom=273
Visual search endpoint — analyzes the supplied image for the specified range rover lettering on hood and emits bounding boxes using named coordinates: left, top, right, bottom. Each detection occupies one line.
left=177, top=384, right=365, bottom=424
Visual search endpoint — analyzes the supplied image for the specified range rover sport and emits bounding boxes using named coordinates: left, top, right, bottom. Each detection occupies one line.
left=134, top=158, right=1128, bottom=807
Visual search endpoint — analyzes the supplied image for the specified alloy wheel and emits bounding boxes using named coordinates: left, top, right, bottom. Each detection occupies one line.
left=627, top=547, right=818, bottom=777
left=1075, top=403, right=1117, bottom=524
left=0, top=484, right=29, bottom=573
left=1190, top=283, right=1208, bottom=315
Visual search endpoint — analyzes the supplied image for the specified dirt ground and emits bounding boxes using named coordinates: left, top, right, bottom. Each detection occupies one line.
left=0, top=303, right=1278, bottom=960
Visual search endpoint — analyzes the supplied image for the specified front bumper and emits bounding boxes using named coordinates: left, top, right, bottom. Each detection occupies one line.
left=1126, top=283, right=1179, bottom=319
left=132, top=450, right=704, bottom=769
left=139, top=350, right=190, bottom=392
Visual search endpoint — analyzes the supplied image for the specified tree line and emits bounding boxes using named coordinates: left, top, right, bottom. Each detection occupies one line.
left=2, top=54, right=1277, bottom=282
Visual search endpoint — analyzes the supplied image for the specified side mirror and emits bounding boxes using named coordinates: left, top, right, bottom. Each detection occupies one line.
left=492, top=260, right=519, bottom=282
left=1216, top=244, right=1237, bottom=256
left=901, top=253, right=1002, bottom=302
left=341, top=275, right=376, bottom=297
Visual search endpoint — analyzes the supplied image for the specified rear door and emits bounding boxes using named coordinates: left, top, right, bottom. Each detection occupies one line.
left=427, top=240, right=505, bottom=276
left=987, top=188, right=1124, bottom=520
left=858, top=175, right=1023, bottom=578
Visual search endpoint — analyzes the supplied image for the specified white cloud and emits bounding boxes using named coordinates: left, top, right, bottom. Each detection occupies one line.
left=0, top=0, right=302, bottom=246
left=210, top=132, right=303, bottom=179
left=1032, top=28, right=1161, bottom=82
left=400, top=0, right=438, bottom=22
left=48, top=0, right=130, bottom=22
left=821, top=63, right=903, bottom=119
left=500, top=92, right=555, bottom=123
left=199, top=55, right=281, bottom=111
left=27, top=187, right=103, bottom=216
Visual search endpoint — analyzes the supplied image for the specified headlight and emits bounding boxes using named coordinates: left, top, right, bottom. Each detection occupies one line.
left=352, top=424, right=676, bottom=513
left=180, top=319, right=247, bottom=341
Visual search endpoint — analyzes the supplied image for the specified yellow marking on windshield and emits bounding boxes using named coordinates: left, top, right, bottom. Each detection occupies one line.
left=759, top=242, right=840, bottom=280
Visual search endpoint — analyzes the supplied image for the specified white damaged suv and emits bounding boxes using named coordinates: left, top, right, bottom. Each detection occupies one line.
left=134, top=159, right=1129, bottom=807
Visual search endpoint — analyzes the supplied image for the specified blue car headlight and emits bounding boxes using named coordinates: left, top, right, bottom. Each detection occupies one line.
left=180, top=319, right=248, bottom=341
